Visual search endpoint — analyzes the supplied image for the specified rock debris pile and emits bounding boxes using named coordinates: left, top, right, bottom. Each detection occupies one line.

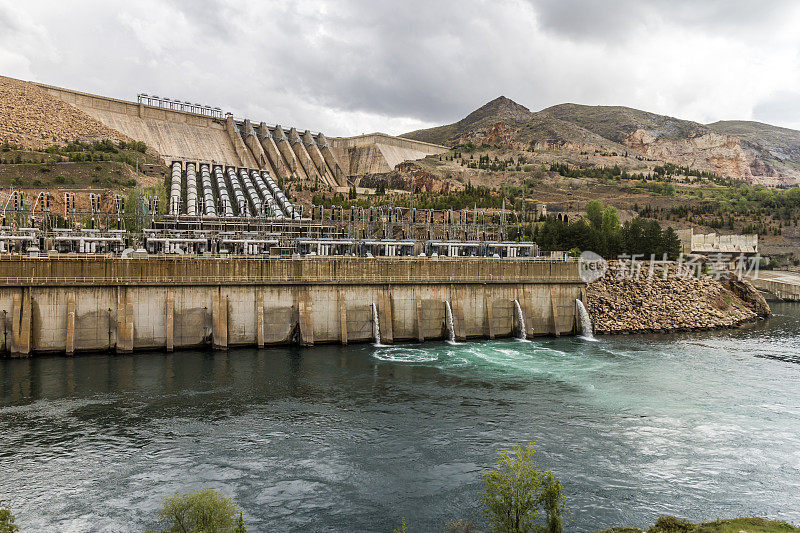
left=585, top=262, right=770, bottom=334
left=0, top=75, right=128, bottom=149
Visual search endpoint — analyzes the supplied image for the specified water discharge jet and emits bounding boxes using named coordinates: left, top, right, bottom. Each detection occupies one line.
left=576, top=299, right=594, bottom=340
left=513, top=299, right=527, bottom=340
left=372, top=302, right=383, bottom=346
left=444, top=301, right=456, bottom=344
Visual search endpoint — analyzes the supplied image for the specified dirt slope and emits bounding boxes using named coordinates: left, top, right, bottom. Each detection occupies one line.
left=0, top=75, right=129, bottom=149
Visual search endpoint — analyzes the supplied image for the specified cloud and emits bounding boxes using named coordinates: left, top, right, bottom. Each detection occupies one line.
left=1, top=0, right=800, bottom=136
left=0, top=1, right=58, bottom=78
left=753, top=92, right=800, bottom=130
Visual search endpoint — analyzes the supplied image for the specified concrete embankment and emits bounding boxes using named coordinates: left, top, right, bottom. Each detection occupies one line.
left=585, top=262, right=770, bottom=335
left=0, top=257, right=583, bottom=357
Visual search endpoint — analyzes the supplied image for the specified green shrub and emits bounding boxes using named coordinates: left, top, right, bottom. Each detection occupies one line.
left=150, top=489, right=243, bottom=533
left=482, top=443, right=565, bottom=533
left=0, top=499, right=18, bottom=533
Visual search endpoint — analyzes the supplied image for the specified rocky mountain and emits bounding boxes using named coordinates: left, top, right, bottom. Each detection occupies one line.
left=402, top=96, right=533, bottom=145
left=402, top=98, right=800, bottom=186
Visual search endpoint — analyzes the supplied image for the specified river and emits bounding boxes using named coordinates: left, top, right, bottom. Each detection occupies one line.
left=1, top=303, right=799, bottom=532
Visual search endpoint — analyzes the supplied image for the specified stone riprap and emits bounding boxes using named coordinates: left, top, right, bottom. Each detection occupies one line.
left=0, top=76, right=128, bottom=149
left=585, top=262, right=770, bottom=334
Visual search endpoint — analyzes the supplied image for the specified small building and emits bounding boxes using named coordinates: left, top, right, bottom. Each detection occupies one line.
left=677, top=228, right=758, bottom=256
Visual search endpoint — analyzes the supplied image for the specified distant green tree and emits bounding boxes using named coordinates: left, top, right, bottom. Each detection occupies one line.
left=585, top=200, right=603, bottom=230
left=481, top=444, right=565, bottom=533
left=151, top=489, right=242, bottom=533
left=661, top=227, right=682, bottom=259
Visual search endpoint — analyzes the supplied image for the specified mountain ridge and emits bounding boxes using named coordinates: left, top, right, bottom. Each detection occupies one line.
left=402, top=97, right=800, bottom=186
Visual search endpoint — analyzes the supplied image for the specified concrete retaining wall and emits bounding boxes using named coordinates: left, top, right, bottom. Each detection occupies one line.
left=37, top=83, right=247, bottom=167
left=0, top=257, right=583, bottom=356
left=750, top=277, right=800, bottom=301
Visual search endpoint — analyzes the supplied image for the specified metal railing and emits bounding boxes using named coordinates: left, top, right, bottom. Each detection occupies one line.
left=0, top=256, right=580, bottom=286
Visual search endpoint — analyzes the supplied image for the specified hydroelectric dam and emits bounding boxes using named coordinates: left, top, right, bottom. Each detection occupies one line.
left=0, top=78, right=586, bottom=356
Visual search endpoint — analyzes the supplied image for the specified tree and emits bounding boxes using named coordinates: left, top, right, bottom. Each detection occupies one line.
left=661, top=227, right=682, bottom=260
left=153, top=489, right=242, bottom=533
left=481, top=444, right=565, bottom=533
left=0, top=500, right=19, bottom=533
left=585, top=200, right=603, bottom=230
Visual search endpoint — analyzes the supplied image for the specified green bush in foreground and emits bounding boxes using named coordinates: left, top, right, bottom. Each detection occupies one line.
left=0, top=500, right=19, bottom=533
left=148, top=489, right=245, bottom=533
left=481, top=443, right=565, bottom=533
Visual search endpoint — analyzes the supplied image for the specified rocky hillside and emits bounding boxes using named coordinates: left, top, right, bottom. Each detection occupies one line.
left=403, top=97, right=800, bottom=186
left=707, top=120, right=800, bottom=183
left=403, top=96, right=533, bottom=145
left=0, top=75, right=128, bottom=149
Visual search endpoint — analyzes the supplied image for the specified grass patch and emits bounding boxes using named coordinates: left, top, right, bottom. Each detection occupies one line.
left=597, top=516, right=800, bottom=533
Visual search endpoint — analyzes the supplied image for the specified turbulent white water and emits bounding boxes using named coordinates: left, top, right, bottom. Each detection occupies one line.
left=576, top=299, right=594, bottom=339
left=513, top=299, right=527, bottom=340
left=372, top=302, right=382, bottom=345
left=444, top=301, right=456, bottom=344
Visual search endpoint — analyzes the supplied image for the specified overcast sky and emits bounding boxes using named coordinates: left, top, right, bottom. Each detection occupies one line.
left=2, top=0, right=800, bottom=136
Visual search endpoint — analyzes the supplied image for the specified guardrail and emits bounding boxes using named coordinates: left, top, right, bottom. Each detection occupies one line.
left=0, top=256, right=580, bottom=286
left=0, top=253, right=575, bottom=262
left=0, top=274, right=577, bottom=286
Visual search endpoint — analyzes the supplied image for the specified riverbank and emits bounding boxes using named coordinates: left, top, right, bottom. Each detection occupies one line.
left=599, top=515, right=800, bottom=532
left=585, top=262, right=770, bottom=335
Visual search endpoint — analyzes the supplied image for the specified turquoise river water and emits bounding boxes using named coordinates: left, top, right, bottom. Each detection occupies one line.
left=1, top=303, right=799, bottom=532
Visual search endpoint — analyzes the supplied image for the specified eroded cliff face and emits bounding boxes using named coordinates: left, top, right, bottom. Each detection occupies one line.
left=623, top=129, right=753, bottom=181
left=452, top=123, right=522, bottom=150
left=358, top=162, right=453, bottom=193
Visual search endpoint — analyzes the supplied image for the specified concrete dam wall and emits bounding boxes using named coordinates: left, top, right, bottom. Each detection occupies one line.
left=0, top=257, right=583, bottom=356
left=36, top=82, right=248, bottom=167
left=330, top=133, right=448, bottom=175
left=35, top=82, right=447, bottom=182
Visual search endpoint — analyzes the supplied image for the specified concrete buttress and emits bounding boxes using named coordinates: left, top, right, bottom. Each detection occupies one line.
left=298, top=292, right=314, bottom=346
left=289, top=127, right=321, bottom=183
left=273, top=125, right=306, bottom=180
left=259, top=123, right=289, bottom=181
left=212, top=288, right=228, bottom=350
left=316, top=133, right=346, bottom=186
left=166, top=288, right=174, bottom=352
left=66, top=291, right=76, bottom=355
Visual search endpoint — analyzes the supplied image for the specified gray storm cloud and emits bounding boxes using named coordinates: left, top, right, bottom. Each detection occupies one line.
left=1, top=0, right=799, bottom=135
